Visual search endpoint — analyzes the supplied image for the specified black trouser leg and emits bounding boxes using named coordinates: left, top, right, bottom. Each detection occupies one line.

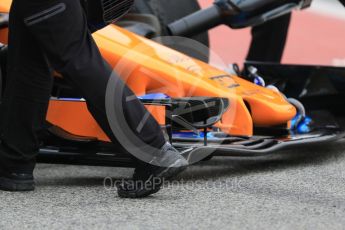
left=0, top=0, right=53, bottom=172
left=0, top=0, right=166, bottom=172
left=246, top=13, right=292, bottom=63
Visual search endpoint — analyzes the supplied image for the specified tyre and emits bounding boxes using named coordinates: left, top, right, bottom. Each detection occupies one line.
left=130, top=0, right=210, bottom=62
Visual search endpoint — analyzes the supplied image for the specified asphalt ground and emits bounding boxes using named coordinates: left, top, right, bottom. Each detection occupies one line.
left=1, top=139, right=345, bottom=229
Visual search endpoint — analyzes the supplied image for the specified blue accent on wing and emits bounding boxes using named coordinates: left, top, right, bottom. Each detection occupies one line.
left=172, top=131, right=217, bottom=140
left=138, top=93, right=170, bottom=100
left=291, top=114, right=312, bottom=134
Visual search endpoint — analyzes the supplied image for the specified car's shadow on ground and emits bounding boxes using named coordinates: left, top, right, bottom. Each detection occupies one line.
left=179, top=140, right=345, bottom=181
left=36, top=166, right=131, bottom=187
left=36, top=140, right=345, bottom=187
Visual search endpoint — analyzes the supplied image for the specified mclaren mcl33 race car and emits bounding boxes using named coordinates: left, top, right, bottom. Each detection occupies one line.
left=0, top=0, right=344, bottom=167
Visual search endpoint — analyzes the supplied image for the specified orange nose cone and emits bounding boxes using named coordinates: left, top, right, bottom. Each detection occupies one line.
left=251, top=102, right=297, bottom=126
left=245, top=90, right=297, bottom=126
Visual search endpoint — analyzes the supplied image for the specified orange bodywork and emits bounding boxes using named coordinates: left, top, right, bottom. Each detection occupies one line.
left=0, top=0, right=296, bottom=142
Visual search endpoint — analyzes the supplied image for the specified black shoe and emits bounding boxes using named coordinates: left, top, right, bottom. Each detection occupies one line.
left=117, top=143, right=188, bottom=198
left=0, top=170, right=35, bottom=192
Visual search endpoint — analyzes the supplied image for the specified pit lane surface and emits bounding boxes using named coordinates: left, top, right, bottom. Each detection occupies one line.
left=1, top=140, right=345, bottom=229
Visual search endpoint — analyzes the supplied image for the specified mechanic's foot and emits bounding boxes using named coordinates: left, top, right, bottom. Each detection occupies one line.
left=117, top=143, right=188, bottom=198
left=0, top=170, right=35, bottom=192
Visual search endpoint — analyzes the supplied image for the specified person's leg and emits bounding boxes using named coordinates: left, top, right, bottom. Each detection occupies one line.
left=246, top=13, right=291, bottom=63
left=0, top=0, right=53, bottom=172
left=0, top=0, right=53, bottom=191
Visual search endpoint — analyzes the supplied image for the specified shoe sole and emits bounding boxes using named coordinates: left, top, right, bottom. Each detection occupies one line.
left=117, top=185, right=161, bottom=198
left=0, top=177, right=35, bottom=192
left=117, top=159, right=187, bottom=198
